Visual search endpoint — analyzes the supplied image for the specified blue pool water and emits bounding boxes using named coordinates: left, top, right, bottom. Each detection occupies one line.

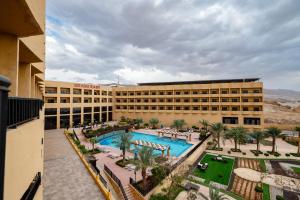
left=99, top=131, right=193, bottom=157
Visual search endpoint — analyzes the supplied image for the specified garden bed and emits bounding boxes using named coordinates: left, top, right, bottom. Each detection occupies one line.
left=193, top=153, right=234, bottom=185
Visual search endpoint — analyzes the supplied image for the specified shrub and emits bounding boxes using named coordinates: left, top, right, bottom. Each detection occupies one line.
left=74, top=140, right=80, bottom=146
left=144, top=123, right=149, bottom=127
left=151, top=166, right=168, bottom=185
left=242, top=152, right=246, bottom=155
left=254, top=153, right=259, bottom=157
left=150, top=193, right=167, bottom=200
left=276, top=195, right=285, bottom=200
left=290, top=153, right=300, bottom=157
left=230, top=148, right=241, bottom=152
left=207, top=141, right=213, bottom=146
left=285, top=153, right=290, bottom=157
left=255, top=186, right=263, bottom=193
left=218, top=174, right=223, bottom=178
left=264, top=153, right=269, bottom=156
left=228, top=151, right=231, bottom=154
left=274, top=152, right=281, bottom=157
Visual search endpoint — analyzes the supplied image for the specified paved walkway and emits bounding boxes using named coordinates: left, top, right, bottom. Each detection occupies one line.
left=44, top=129, right=105, bottom=200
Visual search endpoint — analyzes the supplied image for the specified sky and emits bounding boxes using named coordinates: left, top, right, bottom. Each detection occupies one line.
left=45, top=0, right=300, bottom=90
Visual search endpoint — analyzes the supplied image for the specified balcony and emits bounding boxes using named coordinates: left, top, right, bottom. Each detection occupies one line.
left=7, top=97, right=43, bottom=128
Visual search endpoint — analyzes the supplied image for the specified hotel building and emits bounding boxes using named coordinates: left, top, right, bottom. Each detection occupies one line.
left=45, top=78, right=263, bottom=130
left=44, top=80, right=113, bottom=129
left=0, top=0, right=45, bottom=199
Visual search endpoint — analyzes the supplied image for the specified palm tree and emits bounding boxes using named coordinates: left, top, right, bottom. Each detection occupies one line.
left=225, top=127, right=247, bottom=151
left=266, top=127, right=281, bottom=153
left=149, top=118, right=160, bottom=129
left=295, top=126, right=300, bottom=154
left=172, top=119, right=186, bottom=131
left=210, top=123, right=225, bottom=148
left=209, top=186, right=228, bottom=200
left=114, top=130, right=132, bottom=164
left=134, top=118, right=143, bottom=128
left=251, top=131, right=265, bottom=152
left=199, top=120, right=210, bottom=134
left=89, top=137, right=97, bottom=152
left=135, top=146, right=154, bottom=188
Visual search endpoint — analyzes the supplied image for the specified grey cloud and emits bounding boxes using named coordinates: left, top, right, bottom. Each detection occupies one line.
left=46, top=0, right=300, bottom=90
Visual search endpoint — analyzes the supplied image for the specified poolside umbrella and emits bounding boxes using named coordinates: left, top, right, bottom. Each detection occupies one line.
left=167, top=146, right=170, bottom=157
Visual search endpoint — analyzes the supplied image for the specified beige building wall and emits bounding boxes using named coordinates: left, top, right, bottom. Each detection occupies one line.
left=45, top=79, right=264, bottom=130
left=0, top=0, right=45, bottom=199
left=113, top=80, right=264, bottom=130
left=44, top=81, right=113, bottom=129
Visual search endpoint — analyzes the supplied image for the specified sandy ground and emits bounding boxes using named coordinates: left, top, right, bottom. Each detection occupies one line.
left=234, top=168, right=300, bottom=192
left=207, top=136, right=299, bottom=160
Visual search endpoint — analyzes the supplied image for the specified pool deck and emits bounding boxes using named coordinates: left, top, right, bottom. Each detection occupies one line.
left=75, top=128, right=201, bottom=186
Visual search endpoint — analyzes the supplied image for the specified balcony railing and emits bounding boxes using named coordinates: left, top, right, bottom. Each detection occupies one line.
left=7, top=97, right=44, bottom=128
left=21, top=172, right=41, bottom=200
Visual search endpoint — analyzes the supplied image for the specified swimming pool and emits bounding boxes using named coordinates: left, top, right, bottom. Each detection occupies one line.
left=98, top=131, right=193, bottom=157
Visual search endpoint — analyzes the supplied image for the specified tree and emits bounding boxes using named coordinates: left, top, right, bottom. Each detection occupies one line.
left=295, top=126, right=300, bottom=154
left=89, top=137, right=97, bottom=153
left=172, top=119, right=186, bottom=131
left=199, top=120, right=210, bottom=133
left=135, top=146, right=154, bottom=188
left=251, top=131, right=265, bottom=151
left=134, top=118, right=143, bottom=128
left=210, top=123, right=225, bottom=148
left=266, top=127, right=281, bottom=153
left=114, top=130, right=132, bottom=164
left=149, top=118, right=160, bottom=129
left=209, top=186, right=228, bottom=200
left=225, top=127, right=247, bottom=151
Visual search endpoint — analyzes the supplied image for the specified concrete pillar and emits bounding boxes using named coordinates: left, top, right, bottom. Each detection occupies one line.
left=18, top=63, right=31, bottom=97
left=0, top=34, right=19, bottom=96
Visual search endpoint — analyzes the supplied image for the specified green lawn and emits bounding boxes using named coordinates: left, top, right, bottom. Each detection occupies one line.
left=291, top=166, right=300, bottom=174
left=259, top=160, right=267, bottom=172
left=263, top=184, right=270, bottom=200
left=193, top=153, right=234, bottom=185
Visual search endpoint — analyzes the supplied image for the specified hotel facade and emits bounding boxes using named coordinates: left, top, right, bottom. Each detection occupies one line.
left=45, top=78, right=264, bottom=130
left=0, top=0, right=45, bottom=199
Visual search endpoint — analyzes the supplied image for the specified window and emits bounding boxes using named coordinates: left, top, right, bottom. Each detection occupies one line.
left=232, top=98, right=239, bottom=102
left=94, top=107, right=100, bottom=112
left=221, top=106, right=228, bottom=111
left=202, top=106, right=208, bottom=111
left=223, top=117, right=238, bottom=124
left=202, top=98, right=208, bottom=102
left=184, top=106, right=189, bottom=110
left=84, top=89, right=92, bottom=95
left=212, top=106, right=218, bottom=111
left=242, top=90, right=248, bottom=94
left=243, top=107, right=249, bottom=111
left=222, top=98, right=228, bottom=102
left=211, top=98, right=218, bottom=102
left=167, top=106, right=173, bottom=110
left=232, top=106, right=239, bottom=111
left=221, top=90, right=228, bottom=94
left=175, top=106, right=181, bottom=110
left=254, top=107, right=261, bottom=111
left=102, top=106, right=107, bottom=111
left=60, top=108, right=70, bottom=114
left=193, top=98, right=198, bottom=102
left=184, top=99, right=189, bottom=102
left=242, top=98, right=249, bottom=102
left=159, top=106, right=164, bottom=110
left=73, top=97, right=81, bottom=103
left=254, top=98, right=260, bottom=102
left=84, top=107, right=92, bottom=113
left=244, top=118, right=261, bottom=125
left=193, top=107, right=199, bottom=110
left=175, top=91, right=181, bottom=95
left=211, top=90, right=218, bottom=94
left=108, top=106, right=112, bottom=111
left=60, top=97, right=70, bottom=103
left=175, top=98, right=180, bottom=102
left=73, top=107, right=81, bottom=114
left=45, top=108, right=57, bottom=115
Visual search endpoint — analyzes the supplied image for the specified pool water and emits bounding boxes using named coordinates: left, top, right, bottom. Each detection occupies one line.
left=99, top=131, right=193, bottom=157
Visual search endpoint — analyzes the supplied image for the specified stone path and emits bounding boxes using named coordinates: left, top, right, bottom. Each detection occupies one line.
left=44, top=129, right=105, bottom=200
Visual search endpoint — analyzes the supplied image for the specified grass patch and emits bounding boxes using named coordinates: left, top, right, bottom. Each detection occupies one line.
left=193, top=154, right=234, bottom=185
left=262, top=184, right=270, bottom=200
left=259, top=160, right=267, bottom=172
left=291, top=166, right=300, bottom=174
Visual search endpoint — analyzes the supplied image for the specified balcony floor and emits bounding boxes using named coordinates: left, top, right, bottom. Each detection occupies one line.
left=43, top=129, right=105, bottom=200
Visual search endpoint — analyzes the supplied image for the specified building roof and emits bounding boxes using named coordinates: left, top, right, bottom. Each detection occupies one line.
left=138, top=78, right=260, bottom=86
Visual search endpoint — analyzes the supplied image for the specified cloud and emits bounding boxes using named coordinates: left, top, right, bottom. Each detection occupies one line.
left=46, top=0, right=300, bottom=90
